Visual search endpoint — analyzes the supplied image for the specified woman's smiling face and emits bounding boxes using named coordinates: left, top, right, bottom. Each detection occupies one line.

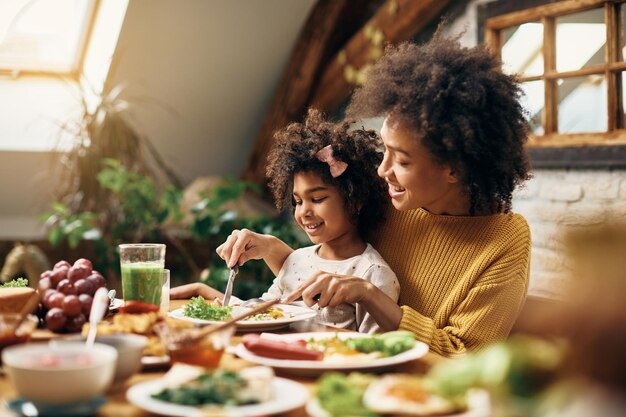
left=377, top=116, right=468, bottom=215
left=292, top=171, right=358, bottom=245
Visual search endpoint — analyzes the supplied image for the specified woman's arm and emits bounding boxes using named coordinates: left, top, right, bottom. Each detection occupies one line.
left=169, top=283, right=223, bottom=300
left=216, top=229, right=294, bottom=274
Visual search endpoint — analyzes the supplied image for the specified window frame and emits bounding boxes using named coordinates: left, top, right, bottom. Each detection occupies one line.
left=478, top=0, right=626, bottom=169
left=0, top=0, right=98, bottom=79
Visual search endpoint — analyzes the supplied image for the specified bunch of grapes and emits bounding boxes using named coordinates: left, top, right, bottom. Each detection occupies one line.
left=38, top=258, right=107, bottom=333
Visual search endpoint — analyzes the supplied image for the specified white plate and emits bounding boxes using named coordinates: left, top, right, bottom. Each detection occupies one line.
left=305, top=389, right=491, bottom=417
left=141, top=355, right=170, bottom=369
left=233, top=332, right=429, bottom=376
left=169, top=304, right=318, bottom=332
left=109, top=298, right=124, bottom=310
left=127, top=374, right=309, bottom=417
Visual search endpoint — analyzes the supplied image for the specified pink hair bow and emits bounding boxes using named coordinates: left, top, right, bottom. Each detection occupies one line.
left=316, top=145, right=348, bottom=178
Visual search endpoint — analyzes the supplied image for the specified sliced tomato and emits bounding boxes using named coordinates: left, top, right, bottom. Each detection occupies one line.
left=119, top=301, right=159, bottom=314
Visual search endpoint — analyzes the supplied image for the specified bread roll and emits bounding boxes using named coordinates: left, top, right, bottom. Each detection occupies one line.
left=0, top=287, right=36, bottom=313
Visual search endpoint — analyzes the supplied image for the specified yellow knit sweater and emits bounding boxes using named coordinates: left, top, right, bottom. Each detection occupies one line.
left=371, top=207, right=531, bottom=357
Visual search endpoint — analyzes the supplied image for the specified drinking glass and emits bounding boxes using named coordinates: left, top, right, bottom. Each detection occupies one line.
left=119, top=244, right=166, bottom=305
left=160, top=269, right=170, bottom=313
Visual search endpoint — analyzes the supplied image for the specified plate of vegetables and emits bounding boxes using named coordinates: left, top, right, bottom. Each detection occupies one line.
left=168, top=296, right=318, bottom=331
left=127, top=364, right=308, bottom=417
left=306, top=372, right=490, bottom=417
left=233, top=331, right=428, bottom=376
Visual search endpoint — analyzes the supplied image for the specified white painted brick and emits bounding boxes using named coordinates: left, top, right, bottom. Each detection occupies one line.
left=528, top=221, right=565, bottom=251
left=528, top=271, right=569, bottom=299
left=581, top=175, right=619, bottom=200
left=513, top=177, right=540, bottom=200
left=532, top=247, right=567, bottom=273
left=619, top=178, right=626, bottom=199
left=558, top=204, right=607, bottom=225
left=539, top=182, right=583, bottom=202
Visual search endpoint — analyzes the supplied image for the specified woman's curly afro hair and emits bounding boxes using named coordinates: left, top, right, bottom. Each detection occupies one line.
left=346, top=34, right=532, bottom=214
left=266, top=108, right=388, bottom=240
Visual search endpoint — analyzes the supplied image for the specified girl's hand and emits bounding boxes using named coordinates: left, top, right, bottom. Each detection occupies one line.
left=216, top=228, right=271, bottom=268
left=282, top=271, right=373, bottom=308
left=216, top=229, right=294, bottom=275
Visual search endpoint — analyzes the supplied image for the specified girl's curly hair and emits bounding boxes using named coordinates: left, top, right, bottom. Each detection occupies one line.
left=266, top=109, right=388, bottom=240
left=346, top=34, right=532, bottom=214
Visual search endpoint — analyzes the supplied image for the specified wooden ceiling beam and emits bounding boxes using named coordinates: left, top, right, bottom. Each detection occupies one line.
left=310, top=0, right=452, bottom=113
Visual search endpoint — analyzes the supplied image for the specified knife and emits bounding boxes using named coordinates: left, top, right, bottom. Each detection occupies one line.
left=222, top=266, right=238, bottom=306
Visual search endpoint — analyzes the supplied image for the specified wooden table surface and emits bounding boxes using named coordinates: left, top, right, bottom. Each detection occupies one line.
left=0, top=300, right=445, bottom=417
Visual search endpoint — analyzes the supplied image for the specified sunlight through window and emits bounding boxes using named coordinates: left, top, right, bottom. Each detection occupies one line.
left=0, top=0, right=95, bottom=73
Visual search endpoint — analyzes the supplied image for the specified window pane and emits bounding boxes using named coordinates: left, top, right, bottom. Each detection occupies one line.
left=0, top=0, right=94, bottom=72
left=556, top=8, right=605, bottom=72
left=501, top=22, right=543, bottom=77
left=520, top=81, right=544, bottom=135
left=558, top=75, right=607, bottom=133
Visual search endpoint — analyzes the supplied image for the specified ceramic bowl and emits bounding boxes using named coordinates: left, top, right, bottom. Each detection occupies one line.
left=2, top=342, right=117, bottom=405
left=52, top=334, right=148, bottom=383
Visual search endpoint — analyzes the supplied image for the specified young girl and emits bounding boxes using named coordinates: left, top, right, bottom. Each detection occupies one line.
left=171, top=109, right=398, bottom=333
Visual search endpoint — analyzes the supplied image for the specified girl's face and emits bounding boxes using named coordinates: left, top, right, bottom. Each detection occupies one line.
left=292, top=171, right=358, bottom=245
left=378, top=116, right=469, bottom=215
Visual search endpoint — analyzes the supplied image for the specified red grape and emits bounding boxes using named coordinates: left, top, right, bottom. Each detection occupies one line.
left=44, top=292, right=65, bottom=310
left=68, top=265, right=90, bottom=283
left=62, top=295, right=82, bottom=317
left=56, top=279, right=77, bottom=296
left=45, top=308, right=67, bottom=332
left=78, top=294, right=93, bottom=316
left=42, top=289, right=57, bottom=305
left=40, top=270, right=52, bottom=280
left=74, top=279, right=95, bottom=296
left=73, top=258, right=93, bottom=271
left=86, top=274, right=106, bottom=289
left=54, top=260, right=71, bottom=270
left=65, top=313, right=86, bottom=333
left=38, top=277, right=52, bottom=293
left=50, top=267, right=68, bottom=287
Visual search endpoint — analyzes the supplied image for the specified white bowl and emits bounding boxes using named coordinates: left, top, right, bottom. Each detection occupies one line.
left=52, top=334, right=148, bottom=383
left=2, top=342, right=118, bottom=405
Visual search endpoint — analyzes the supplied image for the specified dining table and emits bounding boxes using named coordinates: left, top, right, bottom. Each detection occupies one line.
left=0, top=299, right=447, bottom=417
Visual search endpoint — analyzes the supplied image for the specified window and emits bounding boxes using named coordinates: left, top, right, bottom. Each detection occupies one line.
left=0, top=0, right=96, bottom=76
left=481, top=0, right=626, bottom=168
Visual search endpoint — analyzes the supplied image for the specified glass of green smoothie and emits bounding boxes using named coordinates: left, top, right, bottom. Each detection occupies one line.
left=119, top=244, right=166, bottom=305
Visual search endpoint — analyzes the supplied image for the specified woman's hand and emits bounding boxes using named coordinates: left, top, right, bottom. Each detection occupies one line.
left=169, top=283, right=223, bottom=300
left=283, top=271, right=403, bottom=332
left=216, top=229, right=294, bottom=274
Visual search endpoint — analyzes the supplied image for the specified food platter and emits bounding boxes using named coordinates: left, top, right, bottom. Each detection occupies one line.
left=305, top=388, right=491, bottom=417
left=233, top=331, right=429, bottom=376
left=127, top=374, right=308, bottom=417
left=141, top=354, right=170, bottom=369
left=169, top=304, right=318, bottom=332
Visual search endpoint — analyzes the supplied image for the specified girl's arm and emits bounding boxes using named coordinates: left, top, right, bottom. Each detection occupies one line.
left=216, top=229, right=294, bottom=275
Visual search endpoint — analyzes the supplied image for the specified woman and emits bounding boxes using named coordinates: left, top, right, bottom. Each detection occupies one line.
left=218, top=35, right=532, bottom=356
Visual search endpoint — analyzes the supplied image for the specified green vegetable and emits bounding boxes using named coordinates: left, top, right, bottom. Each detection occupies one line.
left=152, top=370, right=252, bottom=406
left=345, top=330, right=416, bottom=357
left=316, top=373, right=378, bottom=417
left=0, top=278, right=28, bottom=288
left=183, top=296, right=232, bottom=321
